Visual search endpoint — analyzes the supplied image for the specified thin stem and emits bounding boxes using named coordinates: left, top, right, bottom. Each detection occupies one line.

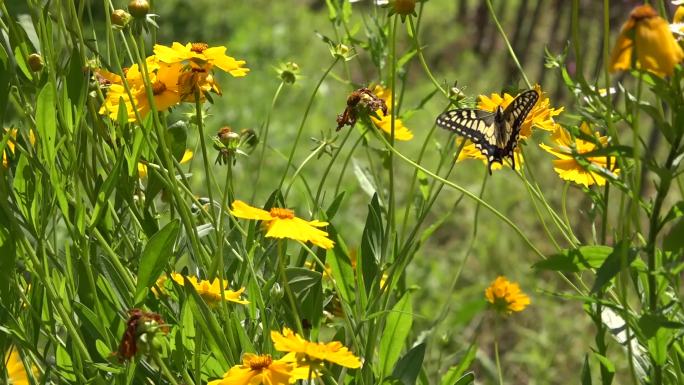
left=494, top=324, right=505, bottom=385
left=278, top=59, right=340, bottom=190
left=408, top=17, right=447, bottom=97
left=253, top=81, right=286, bottom=200
left=485, top=0, right=531, bottom=88
left=194, top=91, right=217, bottom=224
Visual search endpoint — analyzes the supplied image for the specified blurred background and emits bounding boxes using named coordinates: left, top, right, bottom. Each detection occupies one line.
left=4, top=1, right=673, bottom=384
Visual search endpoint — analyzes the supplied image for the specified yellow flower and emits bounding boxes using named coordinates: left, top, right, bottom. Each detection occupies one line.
left=2, top=129, right=36, bottom=168
left=208, top=354, right=295, bottom=385
left=154, top=42, right=249, bottom=77
left=371, top=85, right=413, bottom=141
left=456, top=137, right=525, bottom=172
left=271, top=328, right=362, bottom=369
left=138, top=149, right=193, bottom=178
left=539, top=123, right=619, bottom=187
left=610, top=5, right=684, bottom=78
left=485, top=276, right=530, bottom=314
left=4, top=347, right=34, bottom=385
left=167, top=272, right=249, bottom=306
left=230, top=200, right=334, bottom=250
left=99, top=58, right=183, bottom=122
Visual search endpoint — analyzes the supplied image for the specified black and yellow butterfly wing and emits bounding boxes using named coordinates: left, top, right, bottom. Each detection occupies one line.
left=435, top=89, right=539, bottom=174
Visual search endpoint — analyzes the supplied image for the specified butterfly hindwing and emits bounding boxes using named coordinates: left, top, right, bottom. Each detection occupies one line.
left=502, top=90, right=539, bottom=153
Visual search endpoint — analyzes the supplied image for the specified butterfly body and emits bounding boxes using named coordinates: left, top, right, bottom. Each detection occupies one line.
left=436, top=90, right=539, bottom=174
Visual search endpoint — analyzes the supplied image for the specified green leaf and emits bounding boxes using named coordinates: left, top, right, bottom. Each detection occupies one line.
left=581, top=354, right=592, bottom=385
left=285, top=268, right=323, bottom=328
left=453, top=373, right=475, bottom=385
left=360, top=194, right=383, bottom=293
left=134, top=220, right=180, bottom=304
left=327, top=244, right=355, bottom=305
left=0, top=208, right=16, bottom=306
left=417, top=170, right=429, bottom=201
left=325, top=191, right=346, bottom=220
left=663, top=218, right=684, bottom=252
left=353, top=159, right=377, bottom=198
left=440, top=342, right=477, bottom=385
left=391, top=342, right=425, bottom=385
left=591, top=242, right=637, bottom=293
left=90, top=149, right=125, bottom=228
left=36, top=83, right=57, bottom=162
left=56, top=343, right=77, bottom=381
left=379, top=292, right=413, bottom=378
left=0, top=44, right=10, bottom=128
left=534, top=246, right=613, bottom=272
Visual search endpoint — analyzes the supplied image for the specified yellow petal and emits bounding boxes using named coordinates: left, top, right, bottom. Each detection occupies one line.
left=230, top=200, right=274, bottom=221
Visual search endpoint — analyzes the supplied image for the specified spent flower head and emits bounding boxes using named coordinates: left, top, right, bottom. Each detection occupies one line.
left=485, top=276, right=530, bottom=315
left=116, top=309, right=168, bottom=361
left=276, top=61, right=301, bottom=84
left=336, top=87, right=388, bottom=130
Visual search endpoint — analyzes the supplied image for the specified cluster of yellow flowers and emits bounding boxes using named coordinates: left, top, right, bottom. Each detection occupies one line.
left=98, top=42, right=248, bottom=122
left=210, top=328, right=361, bottom=385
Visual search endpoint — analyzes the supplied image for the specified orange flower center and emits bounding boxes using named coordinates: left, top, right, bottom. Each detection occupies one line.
left=247, top=355, right=273, bottom=370
left=151, top=80, right=166, bottom=95
left=191, top=42, right=208, bottom=53
left=270, top=208, right=295, bottom=219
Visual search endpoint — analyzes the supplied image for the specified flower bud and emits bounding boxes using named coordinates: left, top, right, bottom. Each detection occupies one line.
left=277, top=62, right=300, bottom=84
left=128, top=0, right=150, bottom=18
left=240, top=128, right=259, bottom=149
left=27, top=54, right=43, bottom=72
left=111, top=9, right=132, bottom=28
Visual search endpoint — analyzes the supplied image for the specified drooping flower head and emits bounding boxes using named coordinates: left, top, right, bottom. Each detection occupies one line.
left=208, top=354, right=295, bottom=385
left=610, top=4, right=684, bottom=78
left=230, top=200, right=334, bottom=249
left=485, top=276, right=530, bottom=314
left=164, top=272, right=248, bottom=307
left=539, top=123, right=620, bottom=187
left=271, top=328, right=362, bottom=369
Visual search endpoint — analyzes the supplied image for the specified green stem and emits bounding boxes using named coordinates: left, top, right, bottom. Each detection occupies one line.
left=494, top=319, right=505, bottom=385
left=278, top=59, right=340, bottom=190
left=194, top=91, right=217, bottom=224
left=485, top=0, right=531, bottom=88
left=152, top=349, right=180, bottom=385
left=408, top=17, right=447, bottom=97
left=384, top=15, right=398, bottom=264
left=277, top=241, right=303, bottom=334
left=253, top=81, right=286, bottom=200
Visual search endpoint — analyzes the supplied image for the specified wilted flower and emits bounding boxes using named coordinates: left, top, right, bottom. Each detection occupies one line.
left=485, top=276, right=530, bottom=314
left=610, top=4, right=684, bottom=77
left=116, top=309, right=168, bottom=361
left=336, top=87, right=387, bottom=130
left=539, top=122, right=620, bottom=187
left=230, top=200, right=334, bottom=249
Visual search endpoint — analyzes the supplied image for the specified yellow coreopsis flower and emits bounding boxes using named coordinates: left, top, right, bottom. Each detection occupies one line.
left=371, top=85, right=413, bottom=141
left=610, top=4, right=684, bottom=78
left=4, top=347, right=35, bottom=385
left=271, top=327, right=362, bottom=369
left=485, top=276, right=530, bottom=314
left=230, top=200, right=334, bottom=250
left=99, top=58, right=182, bottom=122
left=154, top=42, right=249, bottom=77
left=167, top=272, right=249, bottom=306
left=208, top=354, right=296, bottom=385
left=539, top=123, right=619, bottom=187
left=2, top=129, right=36, bottom=168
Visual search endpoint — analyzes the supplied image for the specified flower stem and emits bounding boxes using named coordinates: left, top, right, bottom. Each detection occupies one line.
left=194, top=90, right=217, bottom=224
left=485, top=0, right=531, bottom=88
left=494, top=319, right=505, bottom=385
left=278, top=58, right=339, bottom=191
left=253, top=81, right=286, bottom=201
left=151, top=349, right=180, bottom=385
left=408, top=17, right=447, bottom=98
left=277, top=241, right=304, bottom=334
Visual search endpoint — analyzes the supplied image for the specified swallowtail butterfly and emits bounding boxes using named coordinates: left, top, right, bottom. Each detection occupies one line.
left=435, top=89, right=539, bottom=174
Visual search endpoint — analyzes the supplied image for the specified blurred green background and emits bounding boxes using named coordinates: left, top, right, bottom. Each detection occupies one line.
left=4, top=0, right=656, bottom=384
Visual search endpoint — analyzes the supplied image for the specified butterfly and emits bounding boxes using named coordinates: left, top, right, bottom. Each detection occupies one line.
left=435, top=89, right=539, bottom=174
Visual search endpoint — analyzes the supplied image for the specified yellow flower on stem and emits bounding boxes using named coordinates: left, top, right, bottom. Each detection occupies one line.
left=271, top=327, right=362, bottom=369
left=153, top=42, right=249, bottom=77
left=4, top=347, right=35, bottom=385
left=98, top=57, right=182, bottom=122
left=2, top=128, right=36, bottom=168
left=230, top=200, right=334, bottom=250
left=167, top=272, right=248, bottom=306
left=609, top=4, right=684, bottom=78
left=208, top=353, right=296, bottom=385
left=539, top=123, right=620, bottom=187
left=370, top=85, right=414, bottom=141
left=485, top=276, right=530, bottom=314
